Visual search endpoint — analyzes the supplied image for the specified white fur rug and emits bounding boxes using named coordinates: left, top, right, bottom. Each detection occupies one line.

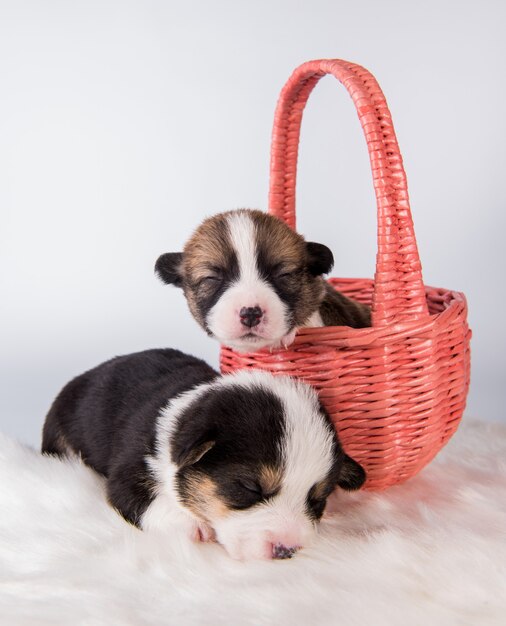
left=1, top=420, right=505, bottom=626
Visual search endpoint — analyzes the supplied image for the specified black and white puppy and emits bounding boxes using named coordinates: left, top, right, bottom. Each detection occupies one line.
left=42, top=348, right=365, bottom=561
left=155, top=209, right=371, bottom=353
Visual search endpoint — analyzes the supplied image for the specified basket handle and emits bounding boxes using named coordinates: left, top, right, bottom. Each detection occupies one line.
left=268, top=59, right=429, bottom=326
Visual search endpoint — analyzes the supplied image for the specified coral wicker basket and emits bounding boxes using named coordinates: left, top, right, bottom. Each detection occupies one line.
left=220, top=59, right=471, bottom=490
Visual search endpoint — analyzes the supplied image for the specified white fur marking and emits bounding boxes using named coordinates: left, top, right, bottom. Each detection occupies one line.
left=305, top=310, right=324, bottom=328
left=206, top=212, right=291, bottom=352
left=143, top=369, right=336, bottom=560
left=205, top=371, right=335, bottom=560
left=142, top=383, right=213, bottom=534
left=226, top=211, right=258, bottom=285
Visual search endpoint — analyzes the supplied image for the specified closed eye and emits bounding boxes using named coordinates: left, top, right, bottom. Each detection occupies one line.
left=225, top=479, right=264, bottom=511
left=238, top=479, right=280, bottom=500
left=237, top=479, right=263, bottom=496
left=272, top=266, right=301, bottom=279
left=199, top=274, right=224, bottom=286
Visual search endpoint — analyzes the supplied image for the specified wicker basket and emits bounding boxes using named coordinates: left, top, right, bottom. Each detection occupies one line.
left=220, top=59, right=471, bottom=490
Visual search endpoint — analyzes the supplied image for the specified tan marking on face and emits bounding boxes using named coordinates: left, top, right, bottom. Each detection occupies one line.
left=251, top=210, right=305, bottom=268
left=182, top=473, right=231, bottom=522
left=250, top=210, right=327, bottom=324
left=311, top=480, right=329, bottom=501
left=179, top=214, right=233, bottom=326
left=259, top=464, right=283, bottom=495
left=183, top=213, right=232, bottom=281
left=179, top=208, right=328, bottom=330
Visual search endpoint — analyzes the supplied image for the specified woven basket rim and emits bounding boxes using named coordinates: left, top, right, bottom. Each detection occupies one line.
left=220, top=281, right=467, bottom=355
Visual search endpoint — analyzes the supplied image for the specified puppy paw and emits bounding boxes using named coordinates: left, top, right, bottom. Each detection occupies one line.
left=197, top=522, right=217, bottom=543
left=273, top=329, right=297, bottom=350
left=188, top=520, right=216, bottom=543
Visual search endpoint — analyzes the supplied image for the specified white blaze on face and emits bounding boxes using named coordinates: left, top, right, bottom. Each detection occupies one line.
left=211, top=374, right=337, bottom=561
left=206, top=212, right=290, bottom=352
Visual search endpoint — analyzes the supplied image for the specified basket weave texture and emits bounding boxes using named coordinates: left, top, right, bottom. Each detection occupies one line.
left=220, top=59, right=471, bottom=490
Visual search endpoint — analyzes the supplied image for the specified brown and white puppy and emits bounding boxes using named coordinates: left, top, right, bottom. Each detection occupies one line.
left=155, top=209, right=370, bottom=352
left=42, top=348, right=366, bottom=561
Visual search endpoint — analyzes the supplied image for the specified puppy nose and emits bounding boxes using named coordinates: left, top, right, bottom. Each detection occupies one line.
left=272, top=543, right=299, bottom=560
left=239, top=306, right=263, bottom=328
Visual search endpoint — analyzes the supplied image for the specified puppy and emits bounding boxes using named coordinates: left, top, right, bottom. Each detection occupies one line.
left=42, top=348, right=365, bottom=561
left=155, top=209, right=371, bottom=353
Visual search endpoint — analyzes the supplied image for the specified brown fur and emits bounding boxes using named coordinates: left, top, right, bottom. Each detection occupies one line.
left=183, top=213, right=232, bottom=281
left=157, top=208, right=370, bottom=334
left=319, top=282, right=371, bottom=328
left=180, top=213, right=232, bottom=328
left=186, top=209, right=369, bottom=330
left=180, top=472, right=230, bottom=522
left=310, top=480, right=330, bottom=502
left=251, top=210, right=327, bottom=326
left=259, top=464, right=283, bottom=495
left=180, top=208, right=328, bottom=328
left=252, top=211, right=306, bottom=268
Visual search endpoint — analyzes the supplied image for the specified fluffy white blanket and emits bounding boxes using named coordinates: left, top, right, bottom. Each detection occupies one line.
left=1, top=420, right=505, bottom=626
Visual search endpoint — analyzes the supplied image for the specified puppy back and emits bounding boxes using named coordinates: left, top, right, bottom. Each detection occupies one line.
left=41, top=349, right=219, bottom=476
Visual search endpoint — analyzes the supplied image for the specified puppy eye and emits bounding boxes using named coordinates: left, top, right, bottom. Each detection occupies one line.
left=226, top=479, right=265, bottom=511
left=238, top=479, right=263, bottom=496
left=201, top=275, right=223, bottom=284
left=273, top=266, right=301, bottom=280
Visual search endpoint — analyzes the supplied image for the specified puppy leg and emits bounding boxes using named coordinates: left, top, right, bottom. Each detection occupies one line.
left=41, top=418, right=71, bottom=458
left=190, top=519, right=217, bottom=543
left=273, top=328, right=298, bottom=350
left=106, top=459, right=157, bottom=528
left=177, top=512, right=216, bottom=543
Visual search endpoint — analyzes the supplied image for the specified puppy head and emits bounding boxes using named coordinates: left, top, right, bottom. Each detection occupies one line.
left=169, top=371, right=365, bottom=561
left=155, top=209, right=333, bottom=352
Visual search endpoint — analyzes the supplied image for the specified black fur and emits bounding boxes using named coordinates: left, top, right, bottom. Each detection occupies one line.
left=42, top=349, right=218, bottom=526
left=305, top=448, right=366, bottom=521
left=155, top=253, right=184, bottom=287
left=174, top=384, right=286, bottom=512
left=254, top=252, right=304, bottom=330
left=305, top=242, right=334, bottom=276
left=42, top=348, right=366, bottom=530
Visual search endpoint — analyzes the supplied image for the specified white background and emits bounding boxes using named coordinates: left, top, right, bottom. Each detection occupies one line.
left=1, top=0, right=505, bottom=446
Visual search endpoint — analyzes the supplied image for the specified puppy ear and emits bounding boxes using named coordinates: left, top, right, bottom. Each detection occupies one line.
left=174, top=439, right=216, bottom=468
left=155, top=252, right=184, bottom=287
left=306, top=242, right=334, bottom=276
left=337, top=455, right=366, bottom=491
left=170, top=421, right=217, bottom=468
